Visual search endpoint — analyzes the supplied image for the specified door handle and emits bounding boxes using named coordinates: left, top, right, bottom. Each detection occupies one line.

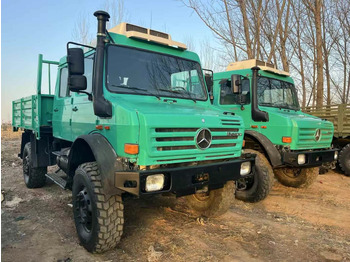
left=54, top=108, right=59, bottom=112
left=72, top=106, right=78, bottom=112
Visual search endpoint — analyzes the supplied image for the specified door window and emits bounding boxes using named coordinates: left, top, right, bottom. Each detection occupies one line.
left=59, top=67, right=69, bottom=97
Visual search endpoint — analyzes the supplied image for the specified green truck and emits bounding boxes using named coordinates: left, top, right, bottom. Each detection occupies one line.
left=210, top=59, right=337, bottom=198
left=303, top=104, right=350, bottom=176
left=12, top=11, right=257, bottom=253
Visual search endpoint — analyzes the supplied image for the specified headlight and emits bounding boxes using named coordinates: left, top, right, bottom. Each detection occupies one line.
left=298, top=154, right=306, bottom=165
left=334, top=151, right=338, bottom=160
left=145, top=174, right=165, bottom=192
left=240, top=162, right=251, bottom=176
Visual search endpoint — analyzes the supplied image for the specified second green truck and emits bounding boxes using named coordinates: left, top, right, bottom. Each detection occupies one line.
left=210, top=59, right=337, bottom=199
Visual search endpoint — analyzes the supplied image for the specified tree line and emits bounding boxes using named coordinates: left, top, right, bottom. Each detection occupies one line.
left=183, top=0, right=350, bottom=108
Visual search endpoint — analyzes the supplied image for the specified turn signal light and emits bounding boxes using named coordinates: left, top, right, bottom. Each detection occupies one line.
left=282, top=137, right=292, bottom=143
left=124, top=144, right=139, bottom=154
left=242, top=140, right=246, bottom=147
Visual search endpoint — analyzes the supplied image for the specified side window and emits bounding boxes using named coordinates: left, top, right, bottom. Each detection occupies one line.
left=84, top=54, right=94, bottom=94
left=59, top=67, right=69, bottom=97
left=220, top=77, right=250, bottom=105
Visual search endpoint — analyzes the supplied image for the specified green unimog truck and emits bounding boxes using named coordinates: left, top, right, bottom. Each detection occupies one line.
left=12, top=11, right=256, bottom=253
left=210, top=59, right=338, bottom=201
left=303, top=104, right=350, bottom=176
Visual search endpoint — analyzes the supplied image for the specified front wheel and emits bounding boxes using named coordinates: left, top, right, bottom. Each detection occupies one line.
left=338, top=144, right=350, bottom=176
left=235, top=149, right=274, bottom=203
left=274, top=167, right=318, bottom=188
left=185, top=181, right=235, bottom=217
left=72, top=162, right=124, bottom=253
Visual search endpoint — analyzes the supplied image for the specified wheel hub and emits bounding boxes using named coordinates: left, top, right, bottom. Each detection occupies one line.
left=285, top=168, right=302, bottom=178
left=76, top=188, right=92, bottom=232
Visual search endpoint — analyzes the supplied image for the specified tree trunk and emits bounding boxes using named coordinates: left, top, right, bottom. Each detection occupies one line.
left=315, top=0, right=324, bottom=109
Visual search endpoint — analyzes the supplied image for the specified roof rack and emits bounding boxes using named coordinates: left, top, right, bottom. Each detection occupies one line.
left=109, top=22, right=187, bottom=50
left=226, top=59, right=290, bottom=76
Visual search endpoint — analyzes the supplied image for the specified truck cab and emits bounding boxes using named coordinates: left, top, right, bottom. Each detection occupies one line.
left=12, top=11, right=256, bottom=253
left=212, top=59, right=337, bottom=189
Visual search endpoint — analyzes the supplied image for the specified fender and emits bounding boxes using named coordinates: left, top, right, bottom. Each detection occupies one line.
left=68, top=133, right=121, bottom=198
left=245, top=130, right=282, bottom=167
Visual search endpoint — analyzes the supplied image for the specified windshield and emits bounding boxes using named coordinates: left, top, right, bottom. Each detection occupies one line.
left=257, top=77, right=299, bottom=110
left=106, top=45, right=207, bottom=101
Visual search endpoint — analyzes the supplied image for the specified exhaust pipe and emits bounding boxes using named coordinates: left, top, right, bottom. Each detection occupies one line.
left=92, top=10, right=112, bottom=117
left=251, top=66, right=269, bottom=122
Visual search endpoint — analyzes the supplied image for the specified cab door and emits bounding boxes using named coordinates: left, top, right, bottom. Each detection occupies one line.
left=52, top=66, right=73, bottom=141
left=71, top=54, right=96, bottom=140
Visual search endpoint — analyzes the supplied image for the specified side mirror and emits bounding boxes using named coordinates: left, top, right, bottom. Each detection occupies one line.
left=68, top=75, right=87, bottom=92
left=231, top=74, right=241, bottom=94
left=205, top=73, right=213, bottom=93
left=67, top=48, right=87, bottom=91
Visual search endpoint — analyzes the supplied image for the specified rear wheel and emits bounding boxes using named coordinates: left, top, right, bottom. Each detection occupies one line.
left=274, top=167, right=318, bottom=188
left=338, top=144, right=350, bottom=176
left=235, top=149, right=274, bottom=202
left=185, top=181, right=234, bottom=217
left=72, top=162, right=124, bottom=253
left=22, top=142, right=47, bottom=188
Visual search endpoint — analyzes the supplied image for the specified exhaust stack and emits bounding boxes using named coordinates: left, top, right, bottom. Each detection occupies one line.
left=92, top=10, right=112, bottom=118
left=251, top=66, right=269, bottom=122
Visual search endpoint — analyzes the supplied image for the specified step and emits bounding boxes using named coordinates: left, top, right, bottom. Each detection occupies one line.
left=45, top=173, right=67, bottom=189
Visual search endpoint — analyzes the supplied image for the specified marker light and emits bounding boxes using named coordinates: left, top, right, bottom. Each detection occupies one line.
left=124, top=144, right=139, bottom=154
left=298, top=154, right=306, bottom=165
left=282, top=137, right=292, bottom=143
left=145, top=174, right=165, bottom=192
left=240, top=162, right=251, bottom=176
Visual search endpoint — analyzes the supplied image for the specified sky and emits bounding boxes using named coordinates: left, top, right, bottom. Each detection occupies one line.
left=1, top=0, right=215, bottom=122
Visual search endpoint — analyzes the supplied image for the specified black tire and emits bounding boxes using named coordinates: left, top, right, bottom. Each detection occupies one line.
left=338, top=144, right=350, bottom=176
left=22, top=142, right=47, bottom=188
left=72, top=162, right=124, bottom=253
left=235, top=149, right=274, bottom=203
left=274, top=167, right=318, bottom=188
left=185, top=181, right=235, bottom=217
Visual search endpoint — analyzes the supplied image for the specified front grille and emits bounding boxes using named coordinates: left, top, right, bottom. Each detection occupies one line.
left=297, top=126, right=333, bottom=148
left=152, top=126, right=240, bottom=152
left=220, top=119, right=241, bottom=126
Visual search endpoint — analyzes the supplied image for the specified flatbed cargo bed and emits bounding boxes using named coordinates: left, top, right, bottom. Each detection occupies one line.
left=12, top=94, right=54, bottom=138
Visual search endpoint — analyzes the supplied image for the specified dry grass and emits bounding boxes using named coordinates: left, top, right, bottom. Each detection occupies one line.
left=1, top=124, right=22, bottom=140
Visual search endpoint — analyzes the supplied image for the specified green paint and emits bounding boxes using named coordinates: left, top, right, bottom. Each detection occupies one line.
left=213, top=69, right=334, bottom=151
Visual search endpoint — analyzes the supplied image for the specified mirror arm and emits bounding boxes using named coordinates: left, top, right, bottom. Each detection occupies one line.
left=77, top=91, right=93, bottom=101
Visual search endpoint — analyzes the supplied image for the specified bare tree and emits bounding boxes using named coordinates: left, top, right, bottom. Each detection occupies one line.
left=72, top=0, right=127, bottom=44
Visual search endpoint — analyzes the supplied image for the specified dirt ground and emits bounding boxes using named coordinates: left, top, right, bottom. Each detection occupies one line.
left=1, top=127, right=350, bottom=262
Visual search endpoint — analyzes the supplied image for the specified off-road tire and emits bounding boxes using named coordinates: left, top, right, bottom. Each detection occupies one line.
left=339, top=144, right=350, bottom=176
left=22, top=142, right=47, bottom=188
left=235, top=149, right=274, bottom=203
left=274, top=167, right=319, bottom=188
left=72, top=162, right=124, bottom=253
left=185, top=181, right=235, bottom=217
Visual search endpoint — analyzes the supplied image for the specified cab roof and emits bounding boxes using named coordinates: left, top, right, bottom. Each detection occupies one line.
left=226, top=59, right=290, bottom=76
left=59, top=22, right=200, bottom=67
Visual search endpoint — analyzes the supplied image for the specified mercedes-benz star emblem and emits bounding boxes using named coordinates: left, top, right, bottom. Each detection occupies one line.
left=315, top=128, right=321, bottom=141
left=196, top=128, right=212, bottom=150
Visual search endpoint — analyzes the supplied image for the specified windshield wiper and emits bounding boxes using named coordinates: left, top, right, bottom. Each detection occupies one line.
left=111, top=85, right=160, bottom=100
left=275, top=103, right=299, bottom=111
left=259, top=102, right=274, bottom=107
left=158, top=88, right=197, bottom=103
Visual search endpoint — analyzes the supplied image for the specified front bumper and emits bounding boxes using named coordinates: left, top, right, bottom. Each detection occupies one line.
left=115, top=155, right=256, bottom=197
left=282, top=148, right=338, bottom=167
